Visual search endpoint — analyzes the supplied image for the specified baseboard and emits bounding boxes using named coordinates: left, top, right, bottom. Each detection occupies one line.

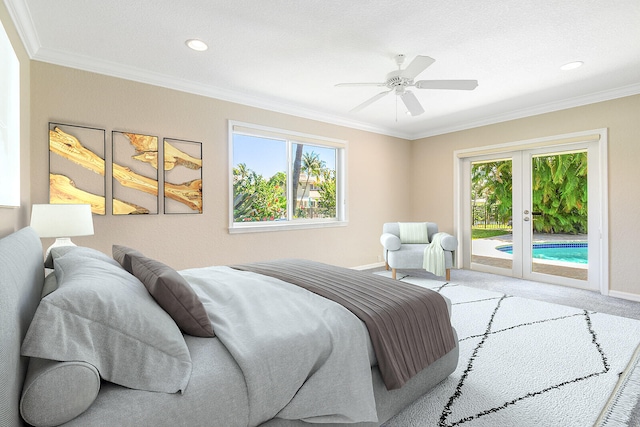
left=352, top=261, right=385, bottom=271
left=608, top=290, right=640, bottom=303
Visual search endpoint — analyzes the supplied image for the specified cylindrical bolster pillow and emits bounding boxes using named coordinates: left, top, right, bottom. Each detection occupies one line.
left=20, top=358, right=100, bottom=427
left=380, top=233, right=401, bottom=251
left=439, top=234, right=458, bottom=252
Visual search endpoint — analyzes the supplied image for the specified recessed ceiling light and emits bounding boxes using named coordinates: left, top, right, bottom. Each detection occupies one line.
left=185, top=39, right=208, bottom=52
left=560, top=61, right=583, bottom=71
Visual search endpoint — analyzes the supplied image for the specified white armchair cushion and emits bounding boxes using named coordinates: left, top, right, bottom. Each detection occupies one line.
left=399, top=222, right=430, bottom=243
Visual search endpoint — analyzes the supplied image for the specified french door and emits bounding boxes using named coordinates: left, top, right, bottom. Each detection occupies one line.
left=456, top=131, right=607, bottom=293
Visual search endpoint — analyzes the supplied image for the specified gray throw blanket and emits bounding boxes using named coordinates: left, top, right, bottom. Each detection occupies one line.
left=180, top=265, right=377, bottom=426
left=233, top=259, right=457, bottom=390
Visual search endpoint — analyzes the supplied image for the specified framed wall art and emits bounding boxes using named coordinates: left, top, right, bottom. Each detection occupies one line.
left=163, top=138, right=202, bottom=214
left=49, top=123, right=106, bottom=214
left=112, top=131, right=159, bottom=215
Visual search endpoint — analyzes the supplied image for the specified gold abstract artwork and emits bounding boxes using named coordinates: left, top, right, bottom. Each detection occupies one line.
left=112, top=132, right=159, bottom=214
left=50, top=125, right=203, bottom=215
left=164, top=138, right=203, bottom=214
left=49, top=124, right=106, bottom=214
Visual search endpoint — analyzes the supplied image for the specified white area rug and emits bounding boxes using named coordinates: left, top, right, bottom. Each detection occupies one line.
left=377, top=273, right=640, bottom=427
left=595, top=343, right=640, bottom=426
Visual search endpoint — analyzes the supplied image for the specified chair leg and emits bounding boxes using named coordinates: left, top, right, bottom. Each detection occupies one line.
left=392, top=268, right=397, bottom=280
left=446, top=269, right=451, bottom=281
left=385, top=262, right=389, bottom=271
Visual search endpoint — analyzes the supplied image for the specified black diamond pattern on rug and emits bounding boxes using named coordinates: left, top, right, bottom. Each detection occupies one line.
left=435, top=288, right=610, bottom=427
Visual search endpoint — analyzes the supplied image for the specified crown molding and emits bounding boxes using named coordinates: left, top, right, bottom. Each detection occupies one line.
left=6, top=0, right=638, bottom=143
left=31, top=45, right=413, bottom=140
left=3, top=0, right=40, bottom=56
left=411, top=82, right=640, bottom=140
left=29, top=45, right=640, bottom=143
left=35, top=44, right=640, bottom=142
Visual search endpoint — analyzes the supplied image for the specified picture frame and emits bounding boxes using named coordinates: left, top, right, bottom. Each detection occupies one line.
left=163, top=138, right=203, bottom=214
left=49, top=123, right=106, bottom=214
left=112, top=131, right=159, bottom=215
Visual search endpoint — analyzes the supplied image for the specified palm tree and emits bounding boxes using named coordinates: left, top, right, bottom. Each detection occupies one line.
left=298, top=151, right=325, bottom=211
left=291, top=144, right=304, bottom=213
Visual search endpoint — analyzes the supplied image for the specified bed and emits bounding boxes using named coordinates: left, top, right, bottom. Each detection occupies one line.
left=0, top=227, right=459, bottom=427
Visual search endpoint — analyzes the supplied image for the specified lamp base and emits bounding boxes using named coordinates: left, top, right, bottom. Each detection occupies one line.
left=44, top=237, right=76, bottom=261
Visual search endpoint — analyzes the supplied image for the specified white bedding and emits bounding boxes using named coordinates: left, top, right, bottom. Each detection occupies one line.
left=180, top=266, right=378, bottom=426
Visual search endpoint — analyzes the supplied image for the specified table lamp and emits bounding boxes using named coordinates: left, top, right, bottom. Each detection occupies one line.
left=30, top=204, right=94, bottom=259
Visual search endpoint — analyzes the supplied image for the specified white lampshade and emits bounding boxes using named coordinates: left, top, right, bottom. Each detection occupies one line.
left=30, top=204, right=94, bottom=260
left=30, top=204, right=94, bottom=238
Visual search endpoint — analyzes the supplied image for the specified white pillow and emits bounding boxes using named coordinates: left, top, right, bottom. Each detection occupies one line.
left=399, top=222, right=430, bottom=244
left=45, top=245, right=121, bottom=269
left=22, top=255, right=192, bottom=394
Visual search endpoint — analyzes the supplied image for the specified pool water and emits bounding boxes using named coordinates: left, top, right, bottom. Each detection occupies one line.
left=496, top=242, right=588, bottom=264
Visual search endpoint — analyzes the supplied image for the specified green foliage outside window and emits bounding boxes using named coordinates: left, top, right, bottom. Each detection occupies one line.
left=316, top=169, right=337, bottom=217
left=233, top=164, right=286, bottom=222
left=232, top=150, right=338, bottom=222
left=531, top=152, right=588, bottom=234
left=471, top=152, right=588, bottom=234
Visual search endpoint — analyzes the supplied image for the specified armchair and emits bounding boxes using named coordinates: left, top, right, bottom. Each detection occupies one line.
left=380, top=222, right=458, bottom=280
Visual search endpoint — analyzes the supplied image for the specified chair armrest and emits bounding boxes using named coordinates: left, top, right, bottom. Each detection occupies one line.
left=380, top=233, right=401, bottom=251
left=438, top=233, right=458, bottom=252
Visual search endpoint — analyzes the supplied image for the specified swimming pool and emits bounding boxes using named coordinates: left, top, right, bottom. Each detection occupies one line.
left=496, top=242, right=588, bottom=264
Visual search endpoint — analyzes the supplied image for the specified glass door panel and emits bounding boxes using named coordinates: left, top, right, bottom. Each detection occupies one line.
left=527, top=150, right=588, bottom=281
left=470, top=158, right=514, bottom=273
left=460, top=133, right=602, bottom=292
left=467, top=146, right=595, bottom=290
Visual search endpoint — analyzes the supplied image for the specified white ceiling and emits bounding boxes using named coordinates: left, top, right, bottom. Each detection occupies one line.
left=5, top=0, right=640, bottom=139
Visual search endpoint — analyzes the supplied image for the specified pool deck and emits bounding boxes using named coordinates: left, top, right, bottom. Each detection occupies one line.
left=472, top=233, right=588, bottom=280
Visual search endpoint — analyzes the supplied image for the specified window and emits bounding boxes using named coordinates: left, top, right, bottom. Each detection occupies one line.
left=0, top=20, right=20, bottom=207
left=229, top=121, right=346, bottom=232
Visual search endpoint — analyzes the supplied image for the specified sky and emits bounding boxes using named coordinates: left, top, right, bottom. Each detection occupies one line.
left=233, top=134, right=336, bottom=179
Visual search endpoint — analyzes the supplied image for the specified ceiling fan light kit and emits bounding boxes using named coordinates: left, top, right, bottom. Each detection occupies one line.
left=336, top=54, right=478, bottom=117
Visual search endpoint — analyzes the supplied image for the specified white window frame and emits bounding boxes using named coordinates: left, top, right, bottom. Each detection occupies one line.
left=228, top=120, right=347, bottom=233
left=0, top=20, right=20, bottom=208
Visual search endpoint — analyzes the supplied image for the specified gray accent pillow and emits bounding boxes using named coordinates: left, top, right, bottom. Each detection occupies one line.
left=21, top=255, right=192, bottom=394
left=130, top=254, right=215, bottom=337
left=45, top=245, right=121, bottom=269
left=20, top=358, right=100, bottom=427
left=112, top=244, right=144, bottom=273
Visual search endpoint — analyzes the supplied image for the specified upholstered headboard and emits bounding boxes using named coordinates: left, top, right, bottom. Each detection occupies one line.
left=0, top=227, right=45, bottom=427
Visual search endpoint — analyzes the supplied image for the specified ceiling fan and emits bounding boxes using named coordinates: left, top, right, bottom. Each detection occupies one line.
left=335, top=54, right=478, bottom=116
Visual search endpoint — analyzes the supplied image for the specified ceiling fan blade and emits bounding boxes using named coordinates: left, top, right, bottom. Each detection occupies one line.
left=335, top=82, right=386, bottom=87
left=414, top=79, right=479, bottom=90
left=350, top=89, right=393, bottom=112
left=400, top=91, right=425, bottom=116
left=402, top=55, right=435, bottom=79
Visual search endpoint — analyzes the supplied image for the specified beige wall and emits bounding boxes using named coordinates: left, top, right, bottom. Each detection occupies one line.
left=5, top=6, right=639, bottom=298
left=411, top=94, right=640, bottom=297
left=0, top=3, right=31, bottom=236
left=29, top=62, right=411, bottom=269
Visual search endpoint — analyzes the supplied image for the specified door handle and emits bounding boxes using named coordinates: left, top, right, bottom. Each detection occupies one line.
left=524, top=217, right=530, bottom=221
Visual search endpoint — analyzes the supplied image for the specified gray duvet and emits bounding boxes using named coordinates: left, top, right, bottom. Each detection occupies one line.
left=181, top=266, right=378, bottom=425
